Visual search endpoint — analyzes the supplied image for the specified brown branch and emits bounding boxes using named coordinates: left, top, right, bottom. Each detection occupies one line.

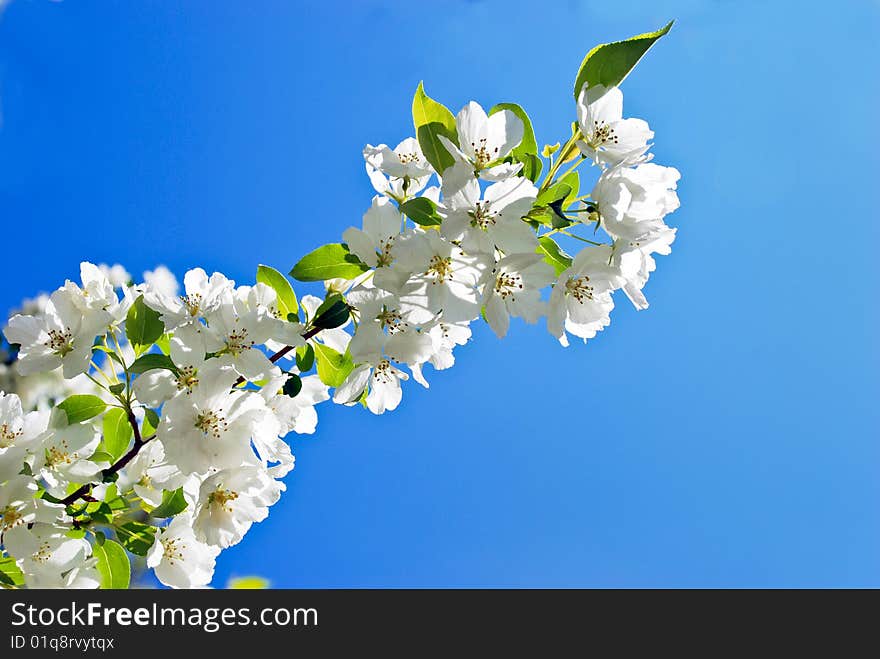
left=59, top=327, right=323, bottom=508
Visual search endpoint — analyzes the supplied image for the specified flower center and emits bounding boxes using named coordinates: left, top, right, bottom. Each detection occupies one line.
left=471, top=138, right=499, bottom=168
left=377, top=307, right=406, bottom=333
left=208, top=487, right=239, bottom=512
left=194, top=409, right=227, bottom=439
left=176, top=365, right=200, bottom=393
left=180, top=293, right=203, bottom=317
left=588, top=119, right=618, bottom=148
left=425, top=255, right=453, bottom=284
left=397, top=151, right=421, bottom=165
left=0, top=505, right=24, bottom=532
left=494, top=272, right=523, bottom=300
left=162, top=537, right=185, bottom=565
left=137, top=474, right=153, bottom=488
left=372, top=359, right=396, bottom=384
left=45, top=440, right=76, bottom=469
left=45, top=328, right=74, bottom=357
left=565, top=276, right=594, bottom=303
left=469, top=201, right=496, bottom=230
left=0, top=423, right=22, bottom=449
left=224, top=329, right=254, bottom=356
left=375, top=238, right=395, bottom=268
left=32, top=540, right=53, bottom=564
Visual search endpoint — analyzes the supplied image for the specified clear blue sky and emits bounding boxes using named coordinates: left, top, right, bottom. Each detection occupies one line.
left=1, top=0, right=877, bottom=587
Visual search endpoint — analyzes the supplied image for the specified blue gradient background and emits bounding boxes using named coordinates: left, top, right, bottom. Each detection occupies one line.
left=0, top=1, right=877, bottom=587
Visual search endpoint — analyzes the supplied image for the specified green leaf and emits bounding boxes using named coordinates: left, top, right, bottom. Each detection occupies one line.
left=155, top=334, right=171, bottom=355
left=116, top=522, right=156, bottom=557
left=257, top=264, right=299, bottom=317
left=125, top=295, right=165, bottom=351
left=399, top=197, right=443, bottom=227
left=296, top=344, right=315, bottom=372
left=542, top=142, right=560, bottom=158
left=0, top=556, right=24, bottom=587
left=537, top=236, right=574, bottom=276
left=143, top=408, right=161, bottom=436
left=573, top=21, right=674, bottom=98
left=108, top=383, right=125, bottom=395
left=93, top=539, right=130, bottom=589
left=290, top=243, right=369, bottom=282
left=412, top=81, right=458, bottom=174
left=282, top=373, right=302, bottom=398
left=311, top=294, right=351, bottom=330
left=129, top=353, right=177, bottom=375
left=149, top=487, right=188, bottom=519
left=57, top=395, right=107, bottom=424
left=314, top=342, right=354, bottom=388
left=101, top=408, right=133, bottom=461
left=228, top=576, right=270, bottom=589
left=518, top=153, right=543, bottom=183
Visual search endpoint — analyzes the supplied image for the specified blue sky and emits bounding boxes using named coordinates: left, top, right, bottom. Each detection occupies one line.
left=1, top=0, right=877, bottom=587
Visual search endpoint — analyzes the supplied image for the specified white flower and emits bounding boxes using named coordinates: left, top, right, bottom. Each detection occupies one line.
left=394, top=230, right=488, bottom=324
left=116, top=440, right=179, bottom=509
left=201, top=294, right=282, bottom=383
left=347, top=288, right=433, bottom=367
left=576, top=85, right=653, bottom=166
left=364, top=137, right=433, bottom=199
left=409, top=320, right=472, bottom=387
left=32, top=420, right=105, bottom=495
left=159, top=368, right=266, bottom=475
left=192, top=464, right=283, bottom=548
left=0, top=392, right=48, bottom=481
left=4, top=288, right=111, bottom=378
left=612, top=227, right=677, bottom=310
left=143, top=265, right=180, bottom=298
left=63, top=262, right=119, bottom=314
left=131, top=325, right=214, bottom=409
left=547, top=246, right=626, bottom=346
left=440, top=176, right=538, bottom=256
left=438, top=101, right=524, bottom=183
left=147, top=516, right=219, bottom=589
left=143, top=268, right=234, bottom=331
left=3, top=523, right=92, bottom=588
left=98, top=263, right=132, bottom=289
left=481, top=253, right=555, bottom=338
left=342, top=196, right=409, bottom=292
left=0, top=475, right=40, bottom=534
left=334, top=359, right=410, bottom=416
left=590, top=163, right=680, bottom=243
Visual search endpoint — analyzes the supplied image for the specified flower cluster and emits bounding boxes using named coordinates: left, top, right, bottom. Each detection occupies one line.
left=0, top=24, right=679, bottom=589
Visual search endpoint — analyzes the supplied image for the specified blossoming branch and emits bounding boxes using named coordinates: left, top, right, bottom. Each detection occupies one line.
left=0, top=23, right=679, bottom=589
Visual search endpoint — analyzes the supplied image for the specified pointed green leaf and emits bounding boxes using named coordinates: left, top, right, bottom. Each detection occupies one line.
left=290, top=243, right=369, bottom=282
left=57, top=395, right=107, bottom=424
left=116, top=522, right=156, bottom=557
left=574, top=21, right=673, bottom=98
left=257, top=264, right=299, bottom=317
left=129, top=353, right=177, bottom=375
left=399, top=197, right=443, bottom=227
left=296, top=344, right=315, bottom=373
left=0, top=557, right=24, bottom=587
left=93, top=539, right=130, bottom=589
left=314, top=342, right=354, bottom=388
left=100, top=407, right=133, bottom=461
left=125, top=295, right=165, bottom=350
left=412, top=81, right=458, bottom=174
left=537, top=236, right=574, bottom=276
left=149, top=487, right=188, bottom=519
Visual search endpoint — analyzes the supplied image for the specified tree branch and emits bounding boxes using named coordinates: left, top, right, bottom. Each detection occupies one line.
left=59, top=327, right=324, bottom=508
